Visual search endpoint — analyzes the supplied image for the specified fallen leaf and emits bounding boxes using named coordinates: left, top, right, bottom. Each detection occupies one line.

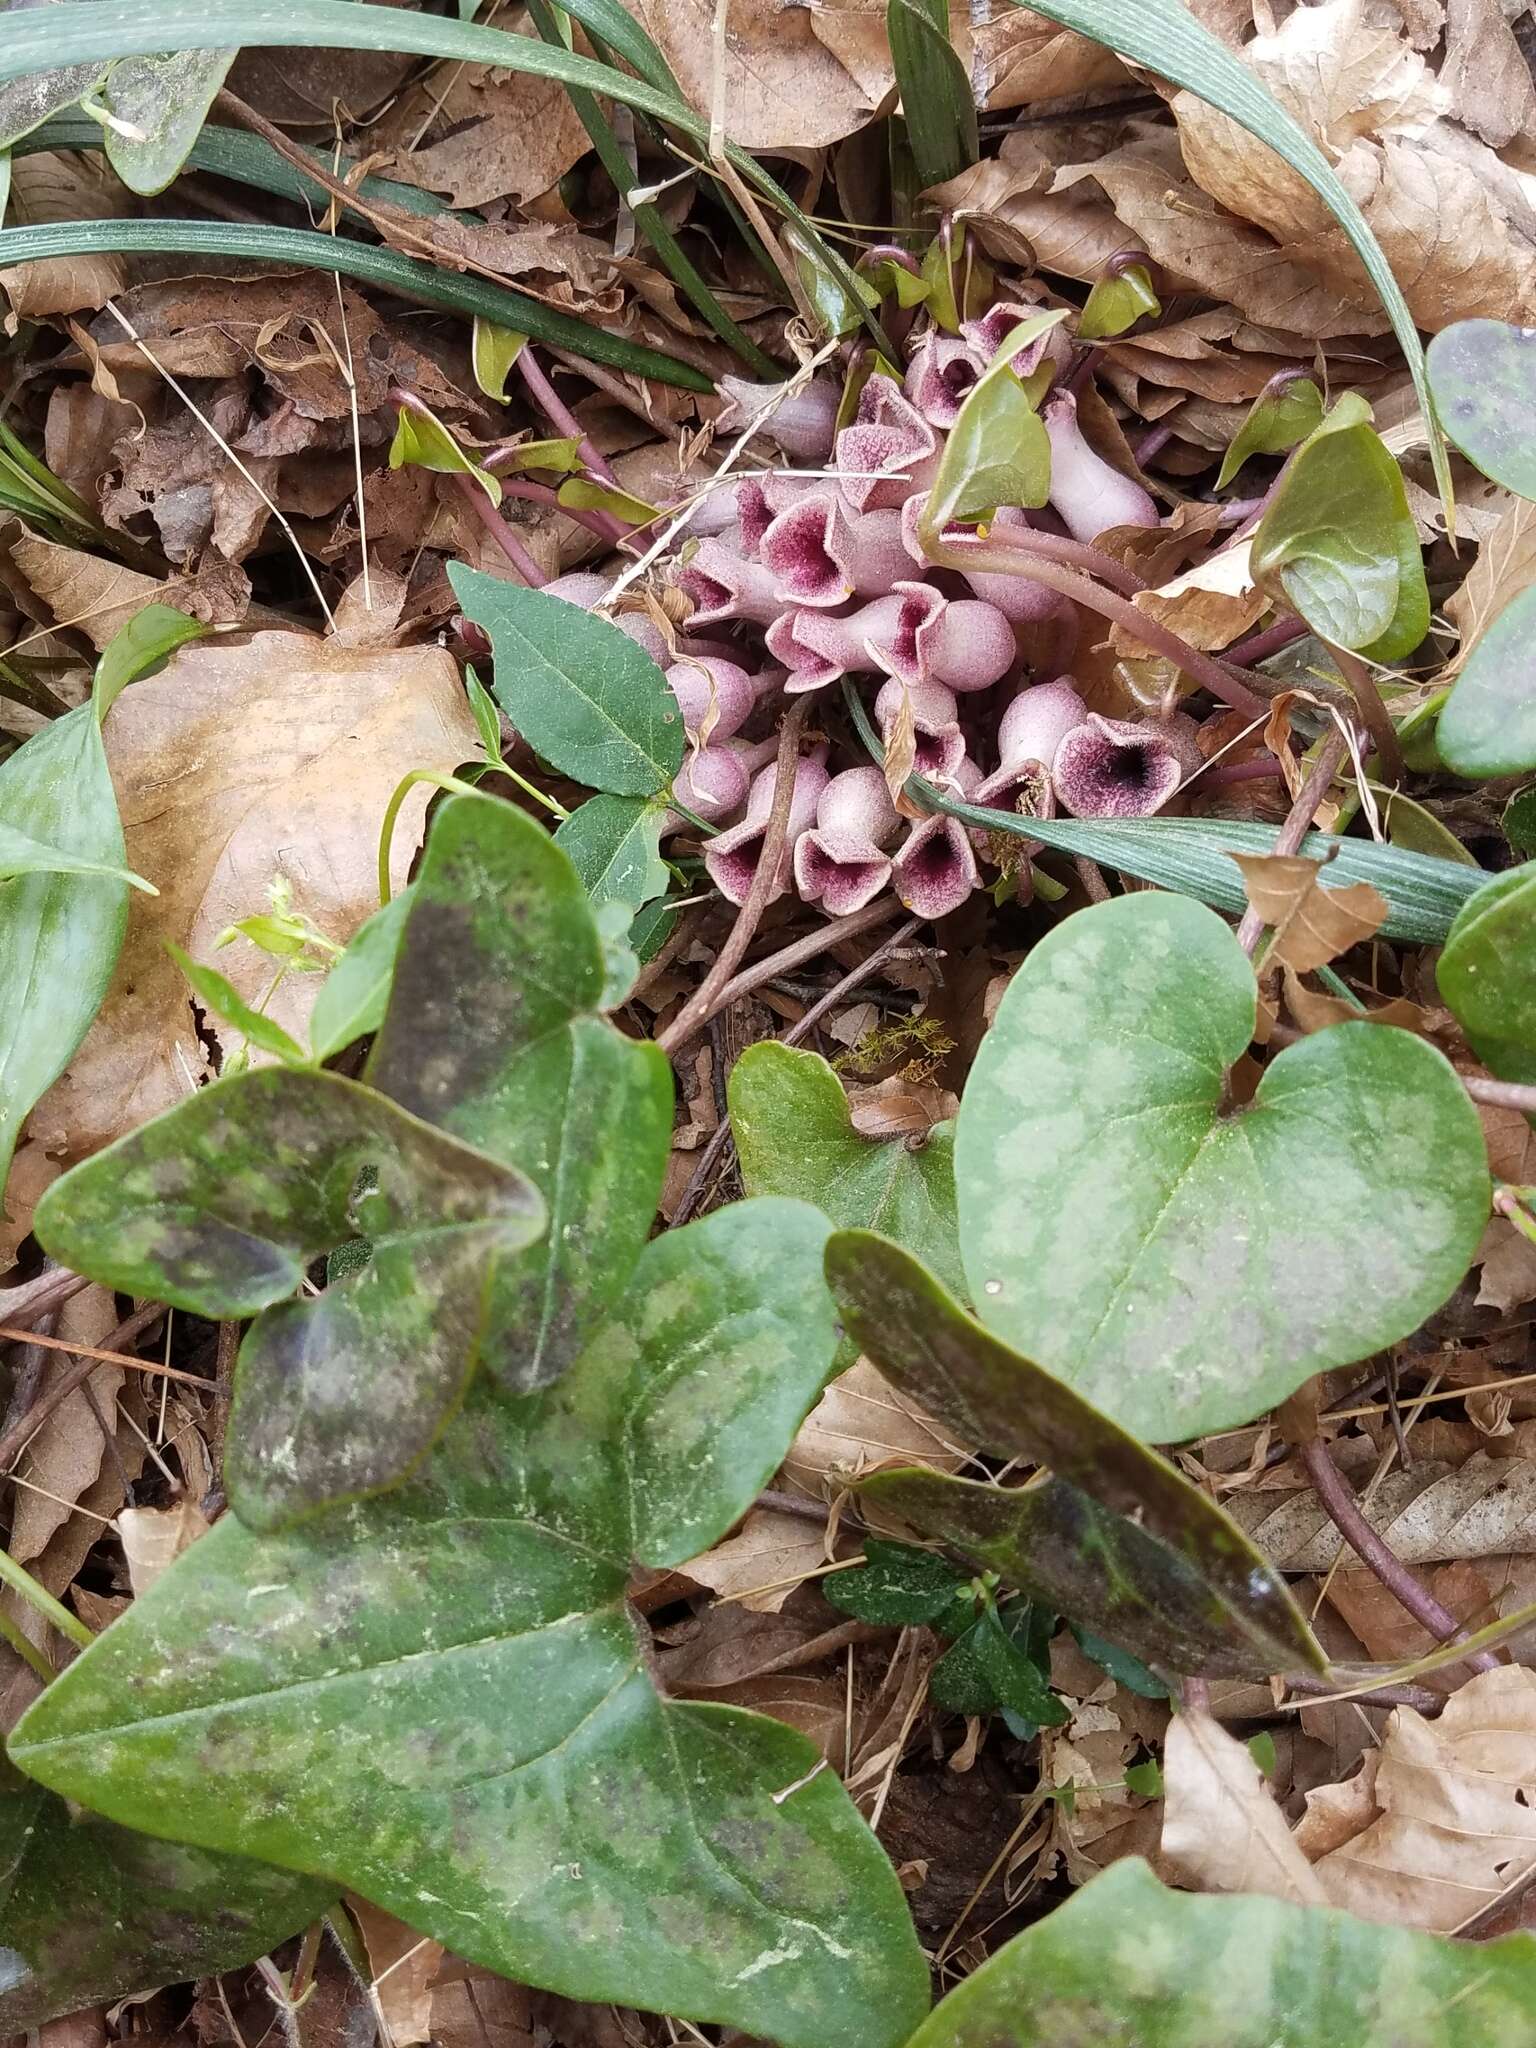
left=680, top=1508, right=829, bottom=1614
left=374, top=33, right=591, bottom=209
left=626, top=0, right=878, bottom=149
left=1324, top=1554, right=1536, bottom=1670
left=118, top=1499, right=212, bottom=1597
left=1227, top=1450, right=1536, bottom=1570
left=1309, top=1666, right=1536, bottom=1930
left=782, top=1355, right=968, bottom=1497
left=705, top=1672, right=850, bottom=1760
left=1445, top=496, right=1536, bottom=678
left=1232, top=852, right=1388, bottom=973
left=1161, top=1708, right=1329, bottom=1903
left=1112, top=536, right=1267, bottom=658
left=349, top=1898, right=445, bottom=2048
left=1477, top=1218, right=1536, bottom=1314
left=8, top=1286, right=122, bottom=1570
left=18, top=633, right=478, bottom=1164
left=1439, top=0, right=1536, bottom=147
left=0, top=152, right=131, bottom=329
left=1281, top=967, right=1426, bottom=1036
left=11, top=533, right=253, bottom=649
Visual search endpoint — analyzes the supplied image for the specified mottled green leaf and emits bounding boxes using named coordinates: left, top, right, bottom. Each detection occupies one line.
left=34, top=1067, right=545, bottom=1531
left=555, top=793, right=669, bottom=914
left=730, top=1043, right=964, bottom=1301
left=101, top=48, right=237, bottom=195
left=1251, top=407, right=1428, bottom=663
left=827, top=1232, right=1324, bottom=1678
left=10, top=1204, right=928, bottom=2048
left=307, top=890, right=412, bottom=1064
left=1506, top=788, right=1536, bottom=856
left=1438, top=864, right=1536, bottom=1089
left=954, top=892, right=1489, bottom=1438
left=450, top=566, right=683, bottom=796
left=899, top=1856, right=1536, bottom=2047
left=368, top=794, right=673, bottom=1391
left=1427, top=317, right=1536, bottom=503
left=1437, top=583, right=1536, bottom=780
left=0, top=1760, right=331, bottom=2031
left=1216, top=375, right=1323, bottom=490
left=823, top=1537, right=971, bottom=1627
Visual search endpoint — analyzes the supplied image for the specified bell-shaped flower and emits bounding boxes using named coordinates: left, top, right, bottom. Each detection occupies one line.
left=836, top=380, right=941, bottom=513
left=767, top=595, right=907, bottom=693
left=717, top=375, right=841, bottom=462
left=974, top=678, right=1088, bottom=806
left=1053, top=712, right=1202, bottom=818
left=962, top=300, right=1071, bottom=381
left=793, top=766, right=900, bottom=916
left=736, top=472, right=810, bottom=553
left=703, top=750, right=829, bottom=905
left=676, top=539, right=782, bottom=628
left=875, top=676, right=967, bottom=782
left=904, top=333, right=986, bottom=428
left=892, top=811, right=978, bottom=919
left=664, top=655, right=769, bottom=746
left=872, top=581, right=1016, bottom=693
left=1043, top=391, right=1157, bottom=542
left=761, top=493, right=910, bottom=608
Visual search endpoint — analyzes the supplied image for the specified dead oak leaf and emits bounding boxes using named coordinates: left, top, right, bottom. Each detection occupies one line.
left=1232, top=852, right=1388, bottom=973
left=680, top=1507, right=830, bottom=1615
left=1162, top=1709, right=1329, bottom=1904
left=623, top=0, right=877, bottom=150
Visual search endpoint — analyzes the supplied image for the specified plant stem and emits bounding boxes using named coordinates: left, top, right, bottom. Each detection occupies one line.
left=657, top=701, right=810, bottom=1056
left=0, top=1600, right=55, bottom=1680
left=1465, top=1077, right=1536, bottom=1114
left=1199, top=756, right=1285, bottom=790
left=1234, top=726, right=1350, bottom=956
left=1332, top=645, right=1405, bottom=786
left=710, top=897, right=904, bottom=1016
left=986, top=525, right=1149, bottom=596
left=450, top=471, right=549, bottom=583
left=495, top=475, right=624, bottom=543
left=0, top=1542, right=94, bottom=1648
left=1297, top=1438, right=1500, bottom=1674
left=515, top=349, right=618, bottom=486
left=1227, top=615, right=1307, bottom=667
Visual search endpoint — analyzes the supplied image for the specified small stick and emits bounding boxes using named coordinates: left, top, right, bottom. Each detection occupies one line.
left=658, top=702, right=810, bottom=1057
left=1466, top=1076, right=1536, bottom=1114
left=0, top=1323, right=215, bottom=1389
left=1234, top=725, right=1351, bottom=957
left=1297, top=1436, right=1500, bottom=1674
left=707, top=898, right=905, bottom=1018
left=0, top=1304, right=168, bottom=1472
left=0, top=1266, right=90, bottom=1330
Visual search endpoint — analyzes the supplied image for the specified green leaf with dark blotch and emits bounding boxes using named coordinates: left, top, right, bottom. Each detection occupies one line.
left=1427, top=318, right=1536, bottom=503
left=0, top=821, right=152, bottom=890
left=1077, top=264, right=1160, bottom=342
left=555, top=794, right=669, bottom=914
left=101, top=49, right=238, bottom=195
left=898, top=1856, right=1536, bottom=2047
left=0, top=1760, right=331, bottom=2031
left=826, top=1232, right=1324, bottom=1678
left=930, top=1605, right=1067, bottom=1725
left=730, top=1044, right=965, bottom=1304
left=1251, top=411, right=1429, bottom=662
left=1437, top=583, right=1536, bottom=780
left=954, top=892, right=1490, bottom=1438
left=33, top=1066, right=545, bottom=1531
left=168, top=943, right=308, bottom=1066
left=94, top=602, right=207, bottom=717
left=367, top=794, right=673, bottom=1392
left=307, top=890, right=412, bottom=1064
left=823, top=1537, right=971, bottom=1627
left=886, top=0, right=978, bottom=190
left=1438, top=865, right=1536, bottom=1089
left=9, top=1203, right=929, bottom=2048
left=450, top=566, right=683, bottom=797
left=1216, top=376, right=1323, bottom=489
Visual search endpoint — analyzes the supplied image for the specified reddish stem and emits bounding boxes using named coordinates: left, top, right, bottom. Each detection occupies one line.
left=991, top=525, right=1148, bottom=597
left=448, top=473, right=547, bottom=586
left=495, top=475, right=627, bottom=542
left=516, top=349, right=619, bottom=487
left=1227, top=615, right=1307, bottom=667
left=1134, top=423, right=1174, bottom=466
left=1198, top=756, right=1285, bottom=790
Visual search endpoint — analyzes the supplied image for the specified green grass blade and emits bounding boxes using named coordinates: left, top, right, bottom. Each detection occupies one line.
left=0, top=218, right=711, bottom=389
left=886, top=0, right=978, bottom=189
left=0, top=0, right=892, bottom=360
left=1003, top=0, right=1450, bottom=515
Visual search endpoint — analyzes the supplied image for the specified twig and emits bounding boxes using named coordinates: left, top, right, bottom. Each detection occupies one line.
left=1297, top=1437, right=1500, bottom=1674
left=1234, top=725, right=1351, bottom=956
left=1279, top=1671, right=1444, bottom=1714
left=0, top=1266, right=90, bottom=1331
left=0, top=1323, right=215, bottom=1388
left=0, top=1304, right=168, bottom=1472
left=708, top=898, right=905, bottom=1018
left=657, top=701, right=810, bottom=1057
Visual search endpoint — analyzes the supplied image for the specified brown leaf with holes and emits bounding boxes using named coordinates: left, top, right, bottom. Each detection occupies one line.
left=624, top=0, right=877, bottom=149
left=1306, top=1667, right=1536, bottom=1931
left=1232, top=853, right=1388, bottom=973
left=1111, top=537, right=1267, bottom=658
left=1162, top=1710, right=1329, bottom=1903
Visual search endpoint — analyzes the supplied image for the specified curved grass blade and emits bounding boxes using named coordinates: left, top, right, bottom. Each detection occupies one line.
left=1001, top=0, right=1452, bottom=515
left=0, top=219, right=710, bottom=390
left=887, top=0, right=978, bottom=188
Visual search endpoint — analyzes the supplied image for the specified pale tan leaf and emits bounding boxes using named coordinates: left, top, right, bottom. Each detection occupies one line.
left=1475, top=1218, right=1536, bottom=1315
left=845, top=1078, right=959, bottom=1140
left=1226, top=1451, right=1536, bottom=1569
left=1232, top=852, right=1388, bottom=973
left=24, top=633, right=478, bottom=1161
left=1111, top=537, right=1267, bottom=657
left=1439, top=0, right=1536, bottom=147
left=1323, top=1555, right=1536, bottom=1669
left=1309, top=1667, right=1536, bottom=1930
left=1445, top=496, right=1536, bottom=678
left=705, top=1672, right=849, bottom=1760
left=349, top=1899, right=445, bottom=2048
left=1281, top=966, right=1426, bottom=1036
left=12, top=533, right=253, bottom=649
left=679, top=1508, right=829, bottom=1614
left=9, top=1286, right=122, bottom=1568
left=118, top=1500, right=212, bottom=1597
left=782, top=1356, right=968, bottom=1495
left=1161, top=1709, right=1329, bottom=1903
left=624, top=0, right=877, bottom=149
left=882, top=681, right=918, bottom=814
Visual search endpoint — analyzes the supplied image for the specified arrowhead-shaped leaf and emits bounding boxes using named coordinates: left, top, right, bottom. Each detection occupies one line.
left=898, top=1857, right=1536, bottom=2047
left=954, top=892, right=1489, bottom=1439
left=10, top=1201, right=929, bottom=2048
left=34, top=1067, right=545, bottom=1531
left=825, top=1231, right=1322, bottom=1679
left=1438, top=864, right=1536, bottom=1089
left=367, top=793, right=673, bottom=1392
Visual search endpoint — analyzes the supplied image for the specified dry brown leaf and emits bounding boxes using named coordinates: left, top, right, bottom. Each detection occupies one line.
left=679, top=1508, right=830, bottom=1613
left=0, top=153, right=132, bottom=329
left=19, top=633, right=478, bottom=1165
left=1323, top=1554, right=1536, bottom=1670
left=625, top=0, right=877, bottom=149
left=118, top=1499, right=212, bottom=1597
left=1440, top=0, right=1536, bottom=146
left=707, top=1672, right=850, bottom=1760
left=845, top=1078, right=959, bottom=1139
left=9, top=1286, right=122, bottom=1570
left=11, top=534, right=253, bottom=649
left=1112, top=537, right=1267, bottom=658
left=782, top=1356, right=968, bottom=1496
left=1161, top=1709, right=1329, bottom=1903
left=1227, top=1450, right=1536, bottom=1570
left=428, top=1961, right=537, bottom=2048
left=1445, top=495, right=1536, bottom=677
left=1476, top=1216, right=1536, bottom=1314
left=349, top=1898, right=445, bottom=2048
left=1308, top=1667, right=1536, bottom=1930
left=1232, top=852, right=1388, bottom=973
left=1280, top=966, right=1426, bottom=1036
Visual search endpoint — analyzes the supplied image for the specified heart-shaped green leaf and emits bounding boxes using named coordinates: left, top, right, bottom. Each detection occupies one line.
left=1251, top=406, right=1429, bottom=663
left=34, top=1067, right=545, bottom=1531
left=0, top=1759, right=331, bottom=2031
left=825, top=1232, right=1323, bottom=1678
left=555, top=792, right=669, bottom=914
left=1216, top=374, right=1323, bottom=489
left=98, top=48, right=239, bottom=195
left=954, top=892, right=1489, bottom=1439
left=367, top=793, right=673, bottom=1392
left=1438, top=864, right=1536, bottom=1089
left=898, top=1857, right=1536, bottom=2047
left=450, top=567, right=684, bottom=796
left=1437, top=583, right=1536, bottom=780
left=1427, top=317, right=1536, bottom=503
left=10, top=1201, right=929, bottom=2048
left=730, top=1043, right=965, bottom=1303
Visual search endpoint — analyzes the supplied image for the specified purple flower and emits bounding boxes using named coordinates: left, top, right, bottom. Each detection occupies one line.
left=676, top=540, right=782, bottom=628
left=544, top=568, right=669, bottom=661
left=892, top=813, right=978, bottom=919
left=962, top=300, right=1071, bottom=380
left=871, top=582, right=1017, bottom=694
left=875, top=676, right=967, bottom=781
left=793, top=767, right=900, bottom=915
left=904, top=333, right=986, bottom=428
left=761, top=493, right=910, bottom=607
left=703, top=750, right=829, bottom=905
left=736, top=472, right=810, bottom=553
left=1053, top=712, right=1202, bottom=818
left=664, top=655, right=768, bottom=744
left=836, top=380, right=941, bottom=513
left=1043, top=391, right=1157, bottom=542
left=717, top=375, right=841, bottom=462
